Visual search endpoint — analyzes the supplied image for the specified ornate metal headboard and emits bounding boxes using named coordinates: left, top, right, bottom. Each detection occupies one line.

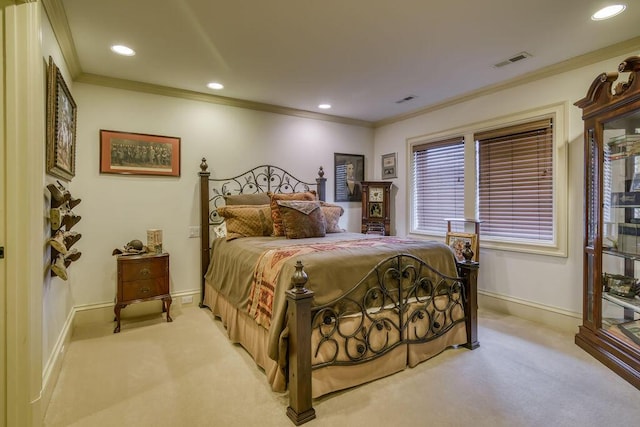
left=198, top=158, right=326, bottom=303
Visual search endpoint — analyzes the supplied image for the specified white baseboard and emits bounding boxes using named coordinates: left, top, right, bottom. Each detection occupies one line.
left=41, top=306, right=75, bottom=416
left=73, top=288, right=201, bottom=327
left=478, top=289, right=581, bottom=334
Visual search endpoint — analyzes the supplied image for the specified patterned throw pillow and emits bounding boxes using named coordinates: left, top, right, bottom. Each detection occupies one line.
left=320, top=202, right=345, bottom=233
left=276, top=200, right=326, bottom=239
left=223, top=193, right=271, bottom=206
left=269, top=192, right=317, bottom=236
left=216, top=204, right=273, bottom=240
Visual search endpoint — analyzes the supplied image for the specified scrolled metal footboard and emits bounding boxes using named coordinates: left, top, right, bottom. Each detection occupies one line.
left=285, top=256, right=479, bottom=426
left=310, top=254, right=465, bottom=369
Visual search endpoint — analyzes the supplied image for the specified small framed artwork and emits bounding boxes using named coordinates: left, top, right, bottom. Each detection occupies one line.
left=381, top=152, right=397, bottom=179
left=100, top=130, right=181, bottom=177
left=369, top=202, right=383, bottom=218
left=446, top=232, right=478, bottom=262
left=46, top=56, right=77, bottom=181
left=334, top=153, right=364, bottom=202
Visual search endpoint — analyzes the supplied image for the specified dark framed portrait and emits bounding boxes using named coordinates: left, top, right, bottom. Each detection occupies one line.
left=100, top=130, right=181, bottom=177
left=46, top=56, right=77, bottom=181
left=334, top=153, right=364, bottom=202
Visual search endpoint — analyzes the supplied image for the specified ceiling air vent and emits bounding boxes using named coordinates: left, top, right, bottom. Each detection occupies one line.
left=494, top=51, right=532, bottom=68
left=396, top=95, right=418, bottom=104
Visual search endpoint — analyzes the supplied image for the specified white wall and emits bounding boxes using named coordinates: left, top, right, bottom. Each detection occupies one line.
left=373, top=52, right=640, bottom=319
left=41, top=6, right=74, bottom=392
left=71, top=84, right=373, bottom=306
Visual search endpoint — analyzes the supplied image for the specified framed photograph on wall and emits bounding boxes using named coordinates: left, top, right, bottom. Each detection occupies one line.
left=334, top=153, right=364, bottom=202
left=100, top=130, right=181, bottom=177
left=46, top=56, right=77, bottom=181
left=445, top=232, right=478, bottom=262
left=381, top=152, right=397, bottom=179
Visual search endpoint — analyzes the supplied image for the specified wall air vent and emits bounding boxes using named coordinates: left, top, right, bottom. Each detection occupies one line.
left=396, top=95, right=418, bottom=104
left=494, top=51, right=532, bottom=68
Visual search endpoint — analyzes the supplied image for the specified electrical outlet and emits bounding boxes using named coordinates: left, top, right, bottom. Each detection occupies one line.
left=182, top=295, right=193, bottom=304
left=188, top=226, right=200, bottom=238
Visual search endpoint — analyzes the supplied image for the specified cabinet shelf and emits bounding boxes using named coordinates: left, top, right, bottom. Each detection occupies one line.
left=603, top=293, right=640, bottom=314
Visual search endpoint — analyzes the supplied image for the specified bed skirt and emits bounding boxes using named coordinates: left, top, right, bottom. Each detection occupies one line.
left=204, top=282, right=467, bottom=398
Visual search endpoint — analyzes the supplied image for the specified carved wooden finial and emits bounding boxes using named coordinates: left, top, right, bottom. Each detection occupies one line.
left=318, top=166, right=324, bottom=178
left=462, top=241, right=474, bottom=262
left=291, top=260, right=309, bottom=293
left=200, top=158, right=208, bottom=172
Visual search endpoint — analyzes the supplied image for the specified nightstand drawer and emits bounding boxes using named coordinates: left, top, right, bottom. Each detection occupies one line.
left=122, top=278, right=167, bottom=301
left=120, top=258, right=167, bottom=282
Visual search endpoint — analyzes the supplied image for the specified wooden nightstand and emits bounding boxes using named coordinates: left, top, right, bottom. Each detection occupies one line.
left=114, top=252, right=172, bottom=333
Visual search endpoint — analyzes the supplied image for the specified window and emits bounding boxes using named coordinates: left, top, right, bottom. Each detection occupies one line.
left=411, top=137, right=465, bottom=234
left=475, top=118, right=553, bottom=242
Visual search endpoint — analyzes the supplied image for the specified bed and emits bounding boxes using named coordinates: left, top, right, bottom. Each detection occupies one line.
left=197, top=158, right=479, bottom=425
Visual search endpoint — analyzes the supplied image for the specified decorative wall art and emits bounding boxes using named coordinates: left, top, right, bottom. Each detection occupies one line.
left=381, top=152, right=397, bottom=179
left=100, top=130, right=181, bottom=177
left=334, top=153, right=364, bottom=202
left=446, top=232, right=478, bottom=262
left=46, top=56, right=77, bottom=181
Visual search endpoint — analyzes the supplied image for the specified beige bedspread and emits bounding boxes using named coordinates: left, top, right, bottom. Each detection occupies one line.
left=204, top=232, right=458, bottom=365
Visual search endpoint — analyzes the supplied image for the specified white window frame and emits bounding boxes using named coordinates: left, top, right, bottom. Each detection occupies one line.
left=408, top=103, right=568, bottom=257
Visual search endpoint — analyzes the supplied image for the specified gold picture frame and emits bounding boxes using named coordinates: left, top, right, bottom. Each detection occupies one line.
left=46, top=56, right=77, bottom=181
left=100, top=130, right=181, bottom=177
left=446, top=232, right=478, bottom=262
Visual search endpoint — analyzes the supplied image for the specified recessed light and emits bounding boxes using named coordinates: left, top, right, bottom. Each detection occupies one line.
left=591, top=4, right=626, bottom=20
left=110, top=45, right=135, bottom=56
left=318, top=104, right=331, bottom=110
left=207, top=82, right=224, bottom=90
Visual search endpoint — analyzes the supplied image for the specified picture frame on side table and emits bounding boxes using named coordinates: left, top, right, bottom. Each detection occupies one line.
left=446, top=232, right=478, bottom=262
left=46, top=56, right=77, bottom=181
left=334, top=153, right=364, bottom=202
left=100, top=130, right=181, bottom=177
left=381, top=152, right=397, bottom=179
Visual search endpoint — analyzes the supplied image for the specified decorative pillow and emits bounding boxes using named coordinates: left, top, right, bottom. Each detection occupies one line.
left=223, top=193, right=271, bottom=206
left=276, top=200, right=326, bottom=239
left=216, top=204, right=273, bottom=240
left=320, top=202, right=345, bottom=233
left=269, top=192, right=317, bottom=236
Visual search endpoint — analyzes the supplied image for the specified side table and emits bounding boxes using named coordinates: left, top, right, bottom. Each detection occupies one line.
left=114, top=252, right=172, bottom=333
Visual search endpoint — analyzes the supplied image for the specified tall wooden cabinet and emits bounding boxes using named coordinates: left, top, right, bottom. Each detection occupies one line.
left=575, top=56, right=640, bottom=389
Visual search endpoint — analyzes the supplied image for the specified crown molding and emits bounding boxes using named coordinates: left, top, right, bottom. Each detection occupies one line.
left=41, top=0, right=82, bottom=78
left=75, top=73, right=374, bottom=128
left=373, top=36, right=640, bottom=128
left=38, top=0, right=640, bottom=129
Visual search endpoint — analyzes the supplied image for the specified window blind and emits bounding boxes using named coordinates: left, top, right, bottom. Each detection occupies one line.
left=476, top=119, right=553, bottom=241
left=412, top=137, right=465, bottom=234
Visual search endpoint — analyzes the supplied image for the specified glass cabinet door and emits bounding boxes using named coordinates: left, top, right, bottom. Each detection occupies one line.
left=601, top=110, right=640, bottom=352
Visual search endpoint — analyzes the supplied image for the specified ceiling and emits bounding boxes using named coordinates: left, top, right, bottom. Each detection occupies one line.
left=55, top=0, right=640, bottom=125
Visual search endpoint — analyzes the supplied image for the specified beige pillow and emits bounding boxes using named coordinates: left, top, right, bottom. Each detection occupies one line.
left=276, top=200, right=326, bottom=239
left=216, top=204, right=273, bottom=240
left=223, top=193, right=271, bottom=206
left=320, top=202, right=345, bottom=233
left=269, top=192, right=317, bottom=236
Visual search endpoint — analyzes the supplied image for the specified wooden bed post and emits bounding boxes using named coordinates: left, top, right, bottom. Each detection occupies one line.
left=315, top=166, right=326, bottom=202
left=285, top=261, right=316, bottom=425
left=457, top=261, right=480, bottom=349
left=199, top=158, right=211, bottom=307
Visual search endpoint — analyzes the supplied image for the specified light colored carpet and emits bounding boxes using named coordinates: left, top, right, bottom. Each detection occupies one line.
left=44, top=306, right=640, bottom=427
